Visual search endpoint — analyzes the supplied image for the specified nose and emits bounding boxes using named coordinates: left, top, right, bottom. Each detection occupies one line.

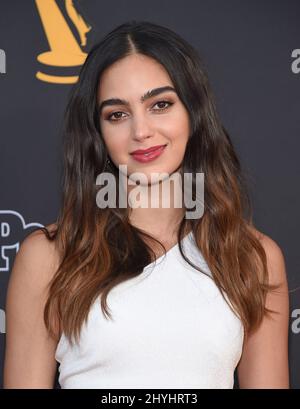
left=131, top=111, right=155, bottom=142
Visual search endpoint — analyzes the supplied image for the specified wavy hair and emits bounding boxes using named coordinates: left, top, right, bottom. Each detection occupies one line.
left=37, top=20, right=280, bottom=347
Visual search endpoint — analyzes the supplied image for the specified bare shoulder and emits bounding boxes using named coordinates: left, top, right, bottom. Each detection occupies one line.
left=22, top=221, right=58, bottom=246
left=4, top=222, right=61, bottom=387
left=20, top=222, right=59, bottom=267
left=249, top=225, right=287, bottom=287
left=237, top=225, right=290, bottom=388
left=9, top=222, right=60, bottom=295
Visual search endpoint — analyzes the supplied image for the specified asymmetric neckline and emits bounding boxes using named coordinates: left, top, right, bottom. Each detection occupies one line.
left=145, top=229, right=193, bottom=270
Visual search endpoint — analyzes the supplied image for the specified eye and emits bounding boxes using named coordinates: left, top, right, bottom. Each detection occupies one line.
left=152, top=100, right=174, bottom=111
left=105, top=100, right=174, bottom=122
left=106, top=111, right=125, bottom=122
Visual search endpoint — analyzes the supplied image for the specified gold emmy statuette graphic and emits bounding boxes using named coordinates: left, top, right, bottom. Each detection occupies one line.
left=35, top=0, right=92, bottom=84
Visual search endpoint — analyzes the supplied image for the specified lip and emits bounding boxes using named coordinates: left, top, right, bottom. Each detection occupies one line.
left=131, top=144, right=167, bottom=163
left=130, top=144, right=167, bottom=155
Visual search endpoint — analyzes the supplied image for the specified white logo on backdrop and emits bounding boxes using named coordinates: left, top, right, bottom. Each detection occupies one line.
left=0, top=49, right=6, bottom=74
left=0, top=210, right=43, bottom=272
left=0, top=210, right=43, bottom=333
left=291, top=308, right=300, bottom=334
left=291, top=49, right=300, bottom=74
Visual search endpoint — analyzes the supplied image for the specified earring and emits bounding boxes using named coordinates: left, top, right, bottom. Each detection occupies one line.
left=105, top=157, right=111, bottom=168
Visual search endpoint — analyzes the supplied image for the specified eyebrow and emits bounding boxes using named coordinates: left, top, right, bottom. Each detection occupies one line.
left=98, top=85, right=176, bottom=114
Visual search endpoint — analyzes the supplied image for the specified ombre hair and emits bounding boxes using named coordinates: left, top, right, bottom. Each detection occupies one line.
left=37, top=20, right=280, bottom=347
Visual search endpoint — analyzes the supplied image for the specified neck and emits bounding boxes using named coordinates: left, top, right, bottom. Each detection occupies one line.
left=126, top=172, right=187, bottom=237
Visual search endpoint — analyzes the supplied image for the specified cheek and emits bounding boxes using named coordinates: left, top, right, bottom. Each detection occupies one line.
left=166, top=107, right=190, bottom=135
left=103, top=137, right=130, bottom=163
left=167, top=115, right=190, bottom=145
left=100, top=124, right=128, bottom=156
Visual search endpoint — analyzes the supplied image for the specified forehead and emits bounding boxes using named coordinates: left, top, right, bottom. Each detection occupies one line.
left=97, top=54, right=173, bottom=99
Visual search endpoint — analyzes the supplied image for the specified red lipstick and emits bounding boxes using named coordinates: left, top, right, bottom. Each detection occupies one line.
left=130, top=144, right=167, bottom=163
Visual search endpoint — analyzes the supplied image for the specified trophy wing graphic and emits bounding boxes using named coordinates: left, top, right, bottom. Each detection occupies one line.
left=65, top=0, right=91, bottom=47
left=35, top=0, right=92, bottom=84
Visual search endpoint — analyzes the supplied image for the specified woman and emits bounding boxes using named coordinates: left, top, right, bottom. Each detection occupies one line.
left=4, top=20, right=289, bottom=389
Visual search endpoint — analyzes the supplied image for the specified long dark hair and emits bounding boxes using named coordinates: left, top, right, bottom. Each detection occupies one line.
left=38, top=20, right=280, bottom=347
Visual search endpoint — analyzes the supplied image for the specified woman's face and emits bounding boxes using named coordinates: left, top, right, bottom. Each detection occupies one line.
left=97, top=53, right=190, bottom=184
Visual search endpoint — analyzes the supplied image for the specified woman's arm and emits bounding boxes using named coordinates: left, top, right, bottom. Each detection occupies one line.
left=3, top=227, right=60, bottom=388
left=237, top=232, right=290, bottom=388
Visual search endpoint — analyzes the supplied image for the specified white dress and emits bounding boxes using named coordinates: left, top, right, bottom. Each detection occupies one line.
left=55, top=230, right=244, bottom=389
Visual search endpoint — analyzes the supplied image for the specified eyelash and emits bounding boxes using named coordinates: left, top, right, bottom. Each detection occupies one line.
left=105, top=100, right=174, bottom=122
